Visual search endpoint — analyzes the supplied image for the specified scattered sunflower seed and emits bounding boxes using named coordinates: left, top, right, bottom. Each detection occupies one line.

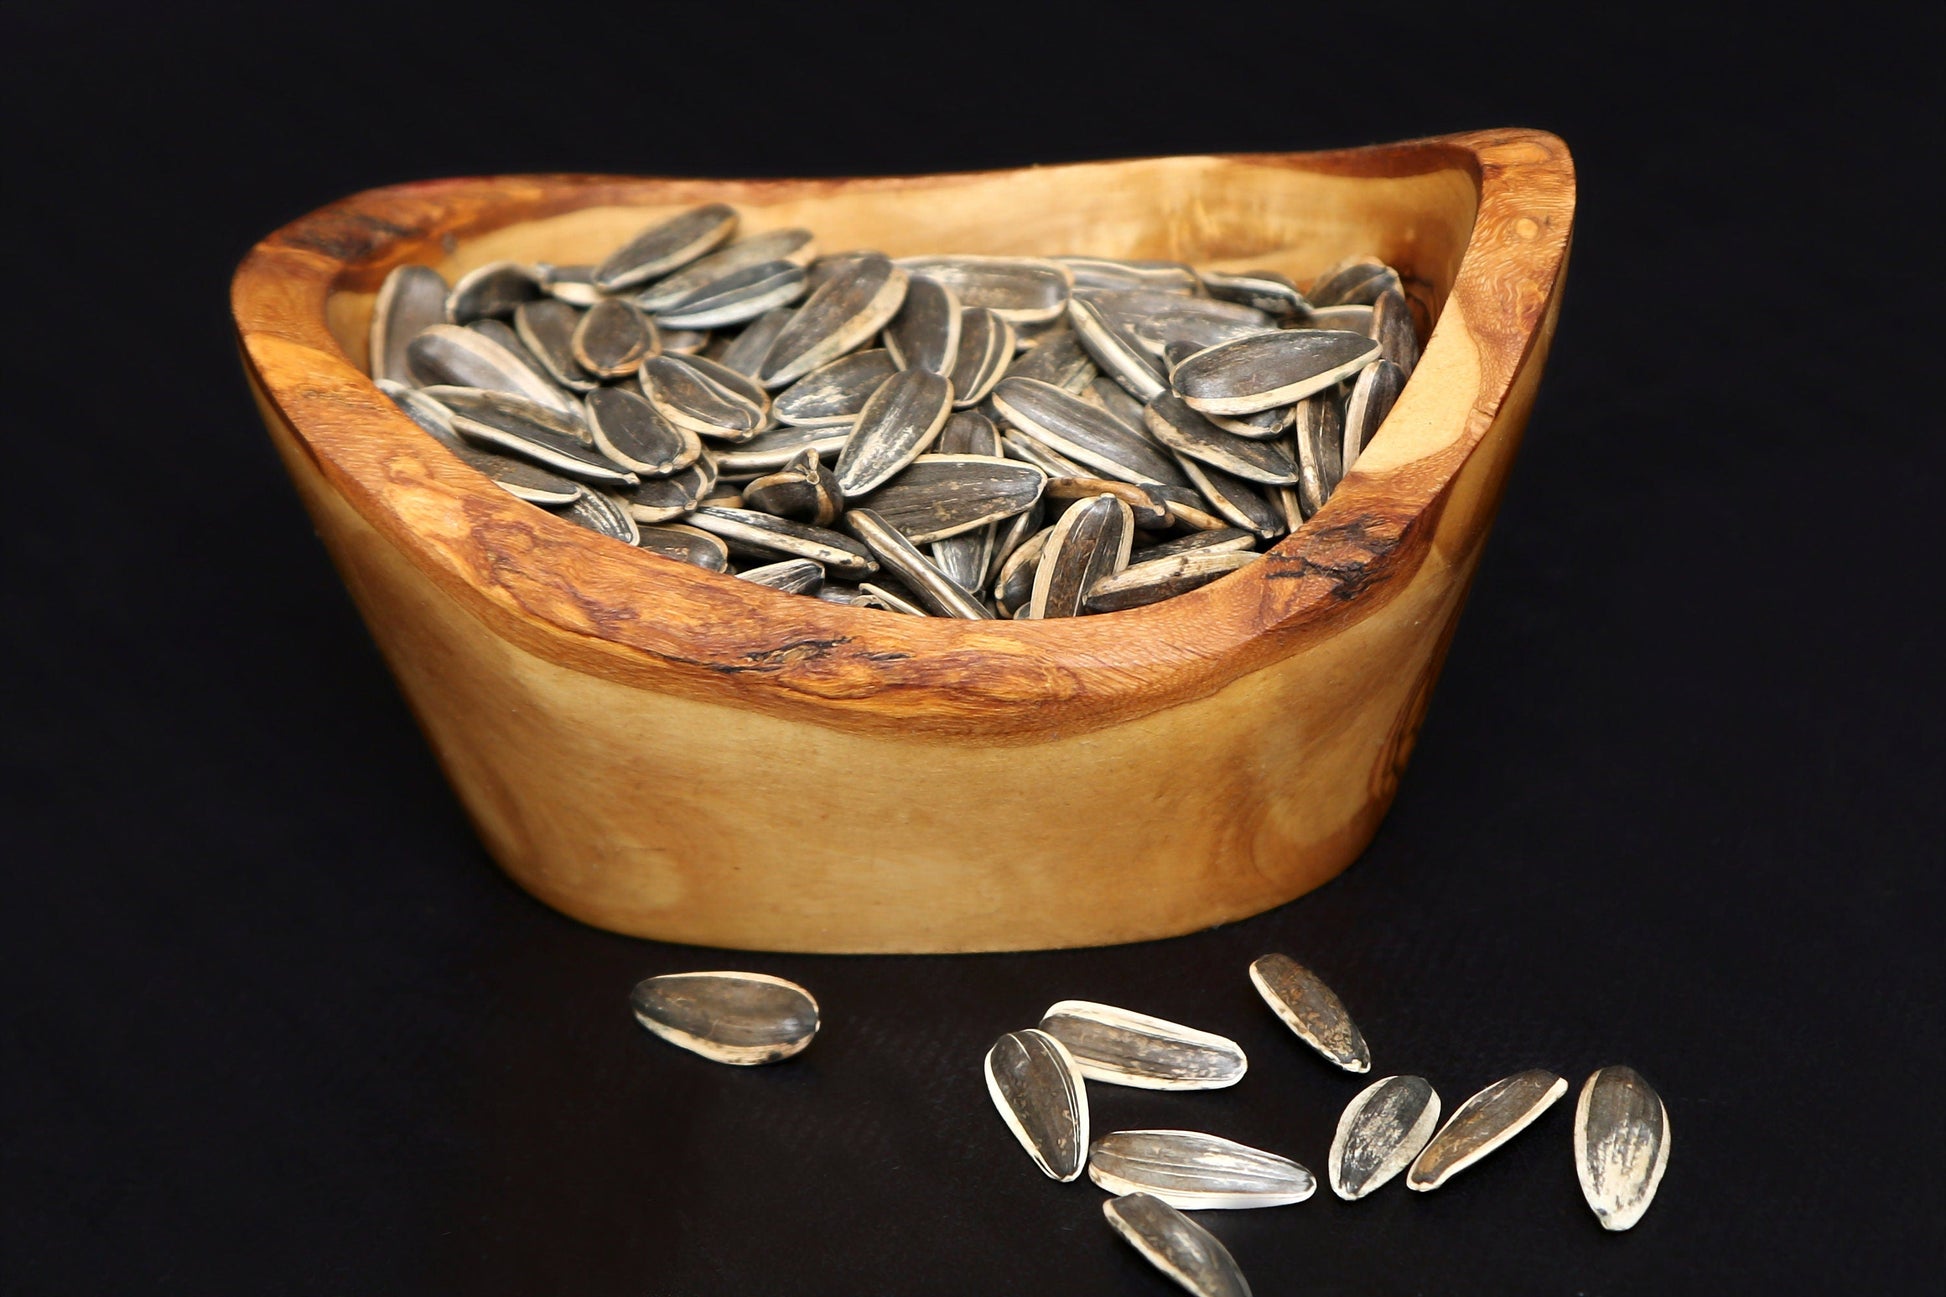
left=1573, top=1066, right=1670, bottom=1231
left=629, top=971, right=818, bottom=1065
left=1102, top=1194, right=1253, bottom=1297
left=985, top=1028, right=1089, bottom=1182
left=1330, top=1075, right=1442, bottom=1200
left=1090, top=1131, right=1314, bottom=1210
left=1248, top=953, right=1371, bottom=1073
left=1407, top=1070, right=1569, bottom=1192
left=1038, top=1001, right=1246, bottom=1090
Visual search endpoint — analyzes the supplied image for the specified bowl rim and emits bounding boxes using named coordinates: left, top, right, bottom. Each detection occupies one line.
left=232, top=130, right=1574, bottom=738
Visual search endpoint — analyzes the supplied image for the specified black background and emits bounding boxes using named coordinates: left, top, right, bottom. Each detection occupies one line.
left=3, top=3, right=1940, bottom=1293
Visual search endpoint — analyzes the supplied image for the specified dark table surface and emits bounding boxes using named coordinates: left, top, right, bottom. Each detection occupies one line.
left=4, top=3, right=1939, bottom=1293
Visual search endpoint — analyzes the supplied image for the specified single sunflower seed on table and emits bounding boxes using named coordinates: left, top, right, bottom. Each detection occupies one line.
left=688, top=506, right=877, bottom=577
left=1102, top=1194, right=1252, bottom=1297
left=736, top=558, right=825, bottom=594
left=1369, top=286, right=1419, bottom=378
left=772, top=348, right=901, bottom=427
left=858, top=455, right=1045, bottom=543
left=369, top=264, right=449, bottom=383
left=585, top=386, right=701, bottom=477
left=1069, top=297, right=1167, bottom=402
left=894, top=255, right=1072, bottom=326
left=559, top=487, right=640, bottom=543
left=1038, top=1000, right=1246, bottom=1090
left=1090, top=1131, right=1314, bottom=1209
left=1407, top=1069, right=1569, bottom=1191
left=1342, top=358, right=1405, bottom=469
left=514, top=299, right=599, bottom=392
left=758, top=252, right=909, bottom=387
left=991, top=378, right=1190, bottom=490
left=882, top=274, right=961, bottom=376
left=1573, top=1065, right=1670, bottom=1231
left=653, top=258, right=807, bottom=331
left=1330, top=1075, right=1442, bottom=1200
left=1029, top=493, right=1133, bottom=619
left=1085, top=550, right=1260, bottom=612
left=984, top=1028, right=1089, bottom=1182
left=713, top=304, right=795, bottom=378
left=445, top=260, right=542, bottom=323
left=640, top=353, right=767, bottom=441
left=835, top=368, right=954, bottom=496
left=1307, top=256, right=1401, bottom=308
left=740, top=448, right=843, bottom=527
left=1174, top=457, right=1283, bottom=540
left=634, top=524, right=730, bottom=571
left=844, top=508, right=993, bottom=619
left=593, top=203, right=739, bottom=291
left=630, top=970, right=819, bottom=1065
left=1248, top=953, right=1371, bottom=1073
left=406, top=324, right=582, bottom=419
left=631, top=227, right=817, bottom=312
left=1198, top=268, right=1308, bottom=318
left=946, top=306, right=1014, bottom=407
left=570, top=297, right=658, bottom=378
left=1172, top=330, right=1381, bottom=415
left=1144, top=394, right=1299, bottom=485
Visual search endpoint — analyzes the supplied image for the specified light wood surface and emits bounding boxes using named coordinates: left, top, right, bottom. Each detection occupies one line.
left=232, top=132, right=1575, bottom=952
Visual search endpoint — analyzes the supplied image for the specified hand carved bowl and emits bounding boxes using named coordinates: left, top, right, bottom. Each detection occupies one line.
left=231, top=130, right=1575, bottom=953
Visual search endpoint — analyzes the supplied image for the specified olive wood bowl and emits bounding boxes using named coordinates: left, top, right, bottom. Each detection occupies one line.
left=232, top=130, right=1575, bottom=953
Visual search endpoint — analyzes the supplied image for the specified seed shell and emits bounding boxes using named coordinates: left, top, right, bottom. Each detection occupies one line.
left=883, top=274, right=962, bottom=377
left=632, top=227, right=817, bottom=312
left=654, top=259, right=807, bottom=331
left=861, top=455, right=1045, bottom=544
left=514, top=299, right=598, bottom=392
left=688, top=506, right=876, bottom=577
left=895, top=255, right=1072, bottom=325
left=1028, top=493, right=1133, bottom=619
left=445, top=260, right=542, bottom=323
left=558, top=487, right=640, bottom=544
left=736, top=558, right=825, bottom=594
left=1173, top=331, right=1381, bottom=415
left=1042, top=476, right=1171, bottom=530
left=758, top=253, right=908, bottom=387
left=1407, top=1070, right=1569, bottom=1191
left=1573, top=1066, right=1670, bottom=1231
left=594, top=203, right=739, bottom=291
left=844, top=508, right=993, bottom=619
left=406, top=324, right=582, bottom=419
left=585, top=386, right=701, bottom=477
left=571, top=298, right=658, bottom=378
left=629, top=971, right=818, bottom=1065
left=741, top=448, right=843, bottom=528
left=835, top=369, right=953, bottom=496
left=634, top=525, right=730, bottom=571
left=1101, top=1194, right=1252, bottom=1297
left=369, top=264, right=449, bottom=383
left=623, top=460, right=715, bottom=522
left=1089, top=1131, right=1314, bottom=1210
left=1144, top=394, right=1299, bottom=485
left=991, top=378, right=1190, bottom=490
left=984, top=1028, right=1089, bottom=1182
left=1039, top=1001, right=1246, bottom=1090
left=1248, top=953, right=1371, bottom=1072
left=1085, top=550, right=1259, bottom=612
left=1330, top=1075, right=1442, bottom=1200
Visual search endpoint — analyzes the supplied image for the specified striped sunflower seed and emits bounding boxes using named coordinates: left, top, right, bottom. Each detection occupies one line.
left=535, top=263, right=604, bottom=307
left=883, top=274, right=961, bottom=377
left=432, top=388, right=639, bottom=487
left=992, top=525, right=1052, bottom=616
left=1057, top=255, right=1201, bottom=294
left=1003, top=327, right=1096, bottom=391
left=1330, top=1075, right=1442, bottom=1200
left=1042, top=476, right=1171, bottom=530
left=1302, top=303, right=1375, bottom=332
left=629, top=970, right=818, bottom=1066
left=1341, top=358, right=1404, bottom=469
left=929, top=528, right=992, bottom=594
left=406, top=324, right=582, bottom=419
left=623, top=459, right=715, bottom=523
left=594, top=204, right=739, bottom=291
left=381, top=381, right=584, bottom=506
left=999, top=429, right=1092, bottom=479
left=1199, top=268, right=1309, bottom=318
left=585, top=386, right=702, bottom=477
left=835, top=369, right=954, bottom=496
left=1573, top=1066, right=1670, bottom=1231
left=736, top=558, right=825, bottom=594
left=1144, top=394, right=1299, bottom=485
left=653, top=259, right=807, bottom=331
left=1307, top=256, right=1401, bottom=308
left=514, top=299, right=599, bottom=392
left=1249, top=953, right=1371, bottom=1073
left=984, top=1028, right=1089, bottom=1182
left=640, top=354, right=768, bottom=441
left=1084, top=549, right=1259, bottom=612
left=370, top=264, right=449, bottom=383
left=631, top=227, right=817, bottom=312
left=1089, top=1131, right=1314, bottom=1210
left=1174, top=457, right=1283, bottom=539
left=634, top=524, right=730, bottom=571
left=1135, top=527, right=1258, bottom=561
left=986, top=500, right=1044, bottom=589
left=740, top=448, right=842, bottom=528
left=895, top=255, right=1072, bottom=326
left=946, top=307, right=1014, bottom=408
left=1102, top=1194, right=1252, bottom=1297
left=934, top=409, right=1002, bottom=458
left=1084, top=375, right=1150, bottom=435
left=713, top=304, right=795, bottom=378
left=844, top=508, right=992, bottom=619
left=712, top=423, right=849, bottom=475
left=757, top=252, right=908, bottom=387
left=772, top=349, right=901, bottom=427
left=991, top=378, right=1189, bottom=490
left=1069, top=297, right=1167, bottom=402
left=1172, top=331, right=1380, bottom=415
left=559, top=487, right=640, bottom=544
left=1028, top=493, right=1132, bottom=619
left=571, top=298, right=658, bottom=379
left=1038, top=1001, right=1246, bottom=1090
left=1291, top=389, right=1345, bottom=515
left=862, top=455, right=1044, bottom=544
left=1206, top=405, right=1296, bottom=439
left=1407, top=1070, right=1568, bottom=1191
left=445, top=260, right=542, bottom=323
left=1369, top=286, right=1420, bottom=378
left=688, top=506, right=876, bottom=577
left=856, top=580, right=930, bottom=615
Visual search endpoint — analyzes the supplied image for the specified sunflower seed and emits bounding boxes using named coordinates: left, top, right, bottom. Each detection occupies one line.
left=987, top=500, right=1044, bottom=588
left=712, top=423, right=849, bottom=475
left=1574, top=1066, right=1670, bottom=1231
left=1057, top=256, right=1201, bottom=294
left=1163, top=494, right=1230, bottom=533
left=1003, top=328, right=1096, bottom=391
left=740, top=448, right=842, bottom=527
left=406, top=324, right=582, bottom=418
left=857, top=581, right=930, bottom=615
left=445, top=260, right=542, bottom=323
left=514, top=299, right=599, bottom=392
left=1199, top=268, right=1308, bottom=318
left=984, top=1029, right=1088, bottom=1181
left=1082, top=376, right=1149, bottom=434
left=1174, top=457, right=1282, bottom=539
left=991, top=378, right=1189, bottom=490
left=659, top=328, right=710, bottom=355
left=883, top=274, right=961, bottom=377
left=1291, top=390, right=1344, bottom=514
left=433, top=388, right=639, bottom=487
left=634, top=524, right=730, bottom=571
left=585, top=386, right=701, bottom=477
left=1102, top=1194, right=1252, bottom=1297
left=1206, top=405, right=1295, bottom=439
left=559, top=487, right=640, bottom=544
left=895, top=256, right=1072, bottom=325
left=714, top=305, right=795, bottom=378
left=934, top=409, right=1002, bottom=458
left=370, top=265, right=449, bottom=383
left=1069, top=297, right=1167, bottom=402
left=836, top=369, right=953, bottom=496
left=1407, top=1070, right=1568, bottom=1191
left=1248, top=953, right=1370, bottom=1073
left=929, top=526, right=992, bottom=594
left=1039, top=1001, right=1246, bottom=1090
left=844, top=509, right=992, bottom=619
left=1173, top=331, right=1380, bottom=415
left=1302, top=303, right=1375, bottom=332
left=736, top=558, right=824, bottom=594
left=1369, top=287, right=1419, bottom=378
left=1029, top=494, right=1132, bottom=619
left=570, top=298, right=658, bottom=379
left=1135, top=528, right=1258, bottom=561
left=1330, top=1075, right=1441, bottom=1201
left=1341, top=358, right=1404, bottom=469
left=758, top=253, right=908, bottom=387
left=381, top=382, right=586, bottom=506
left=1084, top=550, right=1260, bottom=612
left=1000, top=429, right=1092, bottom=479
left=862, top=455, right=1044, bottom=544
left=630, top=970, right=818, bottom=1066
left=689, top=506, right=876, bottom=577
left=771, top=349, right=900, bottom=427
left=1084, top=290, right=1273, bottom=355
left=1144, top=394, right=1298, bottom=485
left=640, top=354, right=767, bottom=441
left=623, top=460, right=715, bottom=523
left=943, top=306, right=1014, bottom=408
left=631, top=227, right=817, bottom=312
left=536, top=263, right=605, bottom=307
left=653, top=259, right=806, bottom=331
left=1090, top=1131, right=1314, bottom=1210
left=675, top=351, right=771, bottom=412
left=1042, top=476, right=1171, bottom=530
left=594, top=204, right=739, bottom=291
left=1307, top=257, right=1400, bottom=308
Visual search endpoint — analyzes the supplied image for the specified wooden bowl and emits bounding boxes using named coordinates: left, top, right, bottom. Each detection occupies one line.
left=232, top=130, right=1574, bottom=953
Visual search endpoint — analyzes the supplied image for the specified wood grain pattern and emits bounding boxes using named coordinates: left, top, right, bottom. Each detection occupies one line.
left=232, top=133, right=1575, bottom=952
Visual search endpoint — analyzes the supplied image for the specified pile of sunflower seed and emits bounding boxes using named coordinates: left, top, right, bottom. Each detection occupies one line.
left=631, top=961, right=1669, bottom=1296
left=368, top=204, right=1419, bottom=617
